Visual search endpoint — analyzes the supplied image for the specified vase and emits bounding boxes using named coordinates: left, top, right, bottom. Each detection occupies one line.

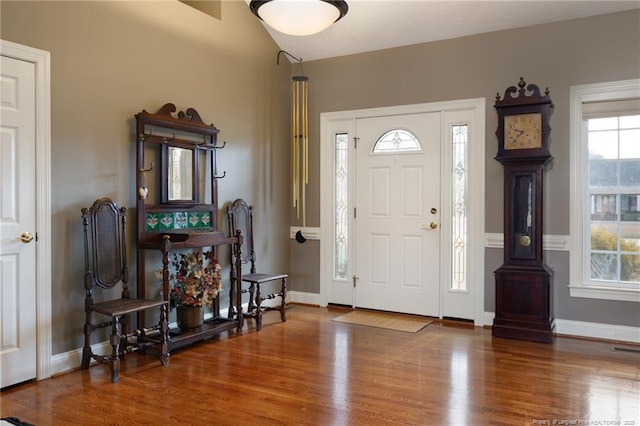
left=176, top=306, right=204, bottom=330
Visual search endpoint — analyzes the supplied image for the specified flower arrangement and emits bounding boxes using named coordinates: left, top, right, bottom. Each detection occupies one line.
left=166, top=250, right=222, bottom=308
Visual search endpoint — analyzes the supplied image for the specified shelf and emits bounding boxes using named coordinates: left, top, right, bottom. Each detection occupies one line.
left=170, top=317, right=238, bottom=350
left=139, top=317, right=238, bottom=351
left=139, top=231, right=235, bottom=251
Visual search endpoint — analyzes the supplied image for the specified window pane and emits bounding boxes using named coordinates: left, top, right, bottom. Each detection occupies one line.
left=590, top=223, right=618, bottom=250
left=590, top=252, right=617, bottom=281
left=590, top=194, right=618, bottom=221
left=620, top=161, right=640, bottom=186
left=334, top=133, right=349, bottom=279
left=589, top=160, right=617, bottom=187
left=588, top=117, right=618, bottom=131
left=620, top=254, right=640, bottom=282
left=588, top=130, right=618, bottom=159
left=619, top=129, right=640, bottom=159
left=372, top=129, right=422, bottom=153
left=619, top=114, right=640, bottom=129
left=621, top=237, right=640, bottom=253
left=451, top=124, right=468, bottom=291
left=621, top=194, right=640, bottom=221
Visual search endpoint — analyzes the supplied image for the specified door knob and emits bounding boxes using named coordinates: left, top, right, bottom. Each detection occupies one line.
left=430, top=222, right=438, bottom=229
left=20, top=232, right=34, bottom=243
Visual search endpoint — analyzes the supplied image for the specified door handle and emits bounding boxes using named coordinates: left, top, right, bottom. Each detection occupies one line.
left=421, top=222, right=439, bottom=230
left=20, top=232, right=34, bottom=243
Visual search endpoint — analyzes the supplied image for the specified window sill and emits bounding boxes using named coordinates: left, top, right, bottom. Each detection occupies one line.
left=569, top=285, right=640, bottom=303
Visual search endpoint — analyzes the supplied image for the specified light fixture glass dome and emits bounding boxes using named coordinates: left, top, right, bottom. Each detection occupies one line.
left=250, top=0, right=348, bottom=36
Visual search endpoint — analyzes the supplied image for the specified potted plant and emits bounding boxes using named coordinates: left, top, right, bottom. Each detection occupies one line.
left=167, top=249, right=222, bottom=330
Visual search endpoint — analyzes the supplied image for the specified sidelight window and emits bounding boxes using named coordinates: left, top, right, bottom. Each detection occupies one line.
left=451, top=124, right=468, bottom=291
left=335, top=132, right=349, bottom=279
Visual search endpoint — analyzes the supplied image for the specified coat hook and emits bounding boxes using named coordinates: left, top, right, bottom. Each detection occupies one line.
left=214, top=141, right=226, bottom=149
left=139, top=161, right=154, bottom=173
left=139, top=129, right=153, bottom=141
left=162, top=132, right=176, bottom=143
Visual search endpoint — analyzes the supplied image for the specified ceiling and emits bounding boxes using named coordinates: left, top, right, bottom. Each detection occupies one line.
left=254, top=0, right=640, bottom=62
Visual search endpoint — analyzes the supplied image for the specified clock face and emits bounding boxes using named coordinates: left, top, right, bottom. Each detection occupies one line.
left=504, top=113, right=542, bottom=150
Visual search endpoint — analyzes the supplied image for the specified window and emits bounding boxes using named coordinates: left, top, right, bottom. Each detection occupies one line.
left=334, top=132, right=349, bottom=279
left=569, top=79, right=640, bottom=302
left=451, top=124, right=468, bottom=291
left=372, top=129, right=422, bottom=153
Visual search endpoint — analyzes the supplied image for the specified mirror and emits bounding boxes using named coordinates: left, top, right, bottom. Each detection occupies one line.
left=161, top=145, right=197, bottom=204
left=168, top=146, right=193, bottom=201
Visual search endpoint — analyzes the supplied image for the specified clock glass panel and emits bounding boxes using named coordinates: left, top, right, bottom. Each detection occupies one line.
left=511, top=174, right=535, bottom=259
left=504, top=113, right=542, bottom=150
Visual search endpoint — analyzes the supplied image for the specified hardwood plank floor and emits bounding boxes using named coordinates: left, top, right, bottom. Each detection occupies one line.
left=1, top=305, right=639, bottom=425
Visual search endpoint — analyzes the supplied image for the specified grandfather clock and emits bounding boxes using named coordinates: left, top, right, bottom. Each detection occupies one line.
left=492, top=77, right=555, bottom=343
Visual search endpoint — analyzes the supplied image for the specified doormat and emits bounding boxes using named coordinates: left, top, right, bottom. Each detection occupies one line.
left=332, top=310, right=434, bottom=333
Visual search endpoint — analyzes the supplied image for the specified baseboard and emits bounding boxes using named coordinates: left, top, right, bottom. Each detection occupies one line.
left=554, top=319, right=640, bottom=343
left=483, top=311, right=639, bottom=344
left=288, top=291, right=321, bottom=306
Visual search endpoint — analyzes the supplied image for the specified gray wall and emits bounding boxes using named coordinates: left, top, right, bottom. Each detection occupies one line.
left=1, top=1, right=292, bottom=355
left=290, top=10, right=640, bottom=326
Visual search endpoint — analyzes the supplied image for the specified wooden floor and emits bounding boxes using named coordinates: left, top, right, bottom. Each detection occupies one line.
left=2, top=305, right=639, bottom=425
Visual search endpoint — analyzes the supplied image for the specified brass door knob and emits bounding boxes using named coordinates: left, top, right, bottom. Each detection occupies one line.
left=430, top=222, right=438, bottom=229
left=20, top=232, right=34, bottom=243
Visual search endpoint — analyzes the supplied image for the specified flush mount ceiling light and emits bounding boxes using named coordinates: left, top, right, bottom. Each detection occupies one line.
left=249, top=0, right=348, bottom=36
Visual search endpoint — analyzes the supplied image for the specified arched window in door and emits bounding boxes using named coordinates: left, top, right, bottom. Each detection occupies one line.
left=372, top=129, right=422, bottom=153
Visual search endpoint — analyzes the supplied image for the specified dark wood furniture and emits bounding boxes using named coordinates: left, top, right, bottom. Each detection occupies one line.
left=227, top=198, right=287, bottom=330
left=81, top=197, right=169, bottom=382
left=492, top=78, right=555, bottom=343
left=135, top=104, right=243, bottom=351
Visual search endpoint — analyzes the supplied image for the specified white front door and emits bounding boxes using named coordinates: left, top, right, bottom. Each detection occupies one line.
left=0, top=55, right=38, bottom=387
left=354, top=112, right=441, bottom=316
left=320, top=99, right=485, bottom=324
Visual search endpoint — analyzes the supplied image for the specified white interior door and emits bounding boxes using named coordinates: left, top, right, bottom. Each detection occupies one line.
left=0, top=55, right=38, bottom=387
left=354, top=112, right=441, bottom=316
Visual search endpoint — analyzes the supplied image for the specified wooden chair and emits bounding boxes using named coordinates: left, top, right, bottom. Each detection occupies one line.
left=81, top=197, right=169, bottom=382
left=227, top=199, right=287, bottom=331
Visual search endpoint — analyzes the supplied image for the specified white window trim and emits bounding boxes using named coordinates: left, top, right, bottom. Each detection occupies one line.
left=569, top=79, right=640, bottom=302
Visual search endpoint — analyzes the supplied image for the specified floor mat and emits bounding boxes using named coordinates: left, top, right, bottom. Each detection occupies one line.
left=332, top=310, right=434, bottom=333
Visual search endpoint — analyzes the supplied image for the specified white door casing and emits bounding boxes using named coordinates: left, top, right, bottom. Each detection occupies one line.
left=320, top=99, right=485, bottom=325
left=0, top=40, right=52, bottom=386
left=354, top=113, right=441, bottom=316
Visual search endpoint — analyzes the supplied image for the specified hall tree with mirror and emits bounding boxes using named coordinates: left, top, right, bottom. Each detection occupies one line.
left=135, top=103, right=243, bottom=350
